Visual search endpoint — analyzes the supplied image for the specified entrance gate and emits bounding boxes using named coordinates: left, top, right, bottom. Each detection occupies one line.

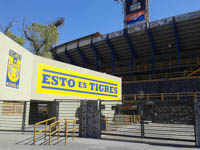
left=100, top=100, right=196, bottom=144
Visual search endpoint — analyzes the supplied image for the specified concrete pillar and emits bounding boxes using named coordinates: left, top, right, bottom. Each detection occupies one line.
left=79, top=100, right=101, bottom=138
left=195, top=100, right=200, bottom=147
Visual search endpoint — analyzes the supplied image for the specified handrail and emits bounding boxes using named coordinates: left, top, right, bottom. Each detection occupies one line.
left=122, top=71, right=185, bottom=81
left=123, top=76, right=200, bottom=84
left=102, top=57, right=200, bottom=74
left=123, top=92, right=199, bottom=102
left=33, top=117, right=79, bottom=145
left=49, top=118, right=66, bottom=145
left=102, top=115, right=141, bottom=131
left=187, top=66, right=200, bottom=77
left=33, top=117, right=56, bottom=145
left=65, top=119, right=79, bottom=145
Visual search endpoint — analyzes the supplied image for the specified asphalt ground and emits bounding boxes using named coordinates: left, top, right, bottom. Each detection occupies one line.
left=0, top=131, right=198, bottom=150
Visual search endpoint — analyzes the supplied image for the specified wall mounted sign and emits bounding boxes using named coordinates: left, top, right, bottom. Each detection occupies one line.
left=36, top=64, right=121, bottom=100
left=6, top=49, right=22, bottom=89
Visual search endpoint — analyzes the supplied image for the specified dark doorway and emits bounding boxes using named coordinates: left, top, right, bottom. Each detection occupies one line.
left=29, top=101, right=58, bottom=125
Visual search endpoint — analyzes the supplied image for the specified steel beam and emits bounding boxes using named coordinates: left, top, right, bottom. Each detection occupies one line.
left=106, top=36, right=120, bottom=72
left=124, top=29, right=136, bottom=68
left=77, top=45, right=89, bottom=66
left=187, top=67, right=200, bottom=77
left=173, top=17, right=181, bottom=71
left=50, top=48, right=61, bottom=61
left=65, top=47, right=75, bottom=65
left=146, top=28, right=156, bottom=78
left=90, top=41, right=103, bottom=71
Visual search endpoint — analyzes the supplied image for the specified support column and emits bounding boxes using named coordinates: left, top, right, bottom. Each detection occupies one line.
left=106, top=36, right=120, bottom=73
left=173, top=17, right=181, bottom=72
left=77, top=45, right=89, bottom=67
left=146, top=28, right=156, bottom=79
left=65, top=47, right=75, bottom=65
left=194, top=100, right=200, bottom=147
left=79, top=101, right=87, bottom=137
left=79, top=100, right=101, bottom=138
left=22, top=102, right=27, bottom=132
left=90, top=42, right=103, bottom=71
left=50, top=47, right=61, bottom=61
left=123, top=28, right=136, bottom=69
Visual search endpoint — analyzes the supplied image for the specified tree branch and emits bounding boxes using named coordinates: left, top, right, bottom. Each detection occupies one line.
left=4, top=18, right=15, bottom=34
left=22, top=20, right=40, bottom=54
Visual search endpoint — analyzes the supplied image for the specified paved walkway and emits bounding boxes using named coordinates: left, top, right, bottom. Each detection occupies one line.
left=0, top=131, right=198, bottom=150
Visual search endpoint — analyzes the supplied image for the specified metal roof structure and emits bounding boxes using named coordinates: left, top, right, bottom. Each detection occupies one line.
left=52, top=10, right=200, bottom=81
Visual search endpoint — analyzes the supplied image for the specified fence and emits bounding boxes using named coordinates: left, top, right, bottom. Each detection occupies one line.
left=101, top=99, right=196, bottom=144
left=123, top=92, right=200, bottom=102
left=103, top=57, right=200, bottom=75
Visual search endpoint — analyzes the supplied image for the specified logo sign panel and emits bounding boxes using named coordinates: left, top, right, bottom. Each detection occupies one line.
left=6, top=49, right=22, bottom=89
left=126, top=0, right=146, bottom=14
left=125, top=0, right=147, bottom=27
left=36, top=64, right=121, bottom=100
left=126, top=10, right=146, bottom=26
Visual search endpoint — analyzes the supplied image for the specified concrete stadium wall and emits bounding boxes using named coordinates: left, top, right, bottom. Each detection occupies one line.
left=0, top=32, right=121, bottom=101
left=0, top=33, right=34, bottom=101
left=0, top=32, right=121, bottom=131
left=0, top=101, right=30, bottom=131
left=0, top=33, right=32, bottom=130
left=123, top=79, right=200, bottom=95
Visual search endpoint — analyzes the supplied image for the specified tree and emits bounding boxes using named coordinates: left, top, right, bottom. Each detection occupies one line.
left=23, top=22, right=59, bottom=58
left=1, top=19, right=25, bottom=46
left=5, top=29, right=25, bottom=46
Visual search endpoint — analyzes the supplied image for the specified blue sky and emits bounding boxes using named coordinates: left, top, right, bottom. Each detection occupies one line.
left=1, top=0, right=200, bottom=46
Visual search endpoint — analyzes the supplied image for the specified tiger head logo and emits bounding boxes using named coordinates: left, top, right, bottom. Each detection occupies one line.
left=7, top=57, right=20, bottom=82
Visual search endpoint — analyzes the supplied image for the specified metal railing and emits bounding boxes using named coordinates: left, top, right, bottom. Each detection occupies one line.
left=123, top=92, right=199, bottom=102
left=122, top=71, right=187, bottom=82
left=33, top=117, right=79, bottom=145
left=49, top=118, right=66, bottom=145
left=33, top=117, right=56, bottom=145
left=102, top=58, right=200, bottom=74
left=102, top=115, right=141, bottom=131
left=187, top=66, right=200, bottom=77
left=65, top=119, right=79, bottom=145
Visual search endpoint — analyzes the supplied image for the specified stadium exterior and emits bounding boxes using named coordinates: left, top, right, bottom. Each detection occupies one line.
left=52, top=10, right=200, bottom=101
left=0, top=10, right=200, bottom=147
left=52, top=10, right=200, bottom=145
left=0, top=33, right=121, bottom=131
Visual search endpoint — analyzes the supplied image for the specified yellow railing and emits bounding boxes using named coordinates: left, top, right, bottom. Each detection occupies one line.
left=33, top=117, right=56, bottom=145
left=102, top=57, right=200, bottom=74
left=65, top=119, right=79, bottom=145
left=34, top=117, right=79, bottom=145
left=49, top=118, right=66, bottom=145
left=123, top=92, right=199, bottom=102
left=187, top=67, right=200, bottom=77
left=102, top=115, right=141, bottom=131
left=122, top=71, right=186, bottom=82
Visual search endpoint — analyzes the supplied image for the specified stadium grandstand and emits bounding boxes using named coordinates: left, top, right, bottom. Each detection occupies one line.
left=51, top=10, right=200, bottom=102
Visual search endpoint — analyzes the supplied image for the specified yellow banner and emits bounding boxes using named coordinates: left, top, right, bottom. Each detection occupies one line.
left=36, top=64, right=120, bottom=100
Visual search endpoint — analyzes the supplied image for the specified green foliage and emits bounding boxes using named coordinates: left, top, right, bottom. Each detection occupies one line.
left=39, top=50, right=53, bottom=59
left=24, top=22, right=58, bottom=58
left=5, top=29, right=25, bottom=46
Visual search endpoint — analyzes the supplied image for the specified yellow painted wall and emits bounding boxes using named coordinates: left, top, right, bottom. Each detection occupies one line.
left=0, top=33, right=34, bottom=101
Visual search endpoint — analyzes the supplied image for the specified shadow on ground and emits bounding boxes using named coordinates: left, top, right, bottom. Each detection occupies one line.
left=15, top=135, right=72, bottom=146
left=100, top=137, right=197, bottom=149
